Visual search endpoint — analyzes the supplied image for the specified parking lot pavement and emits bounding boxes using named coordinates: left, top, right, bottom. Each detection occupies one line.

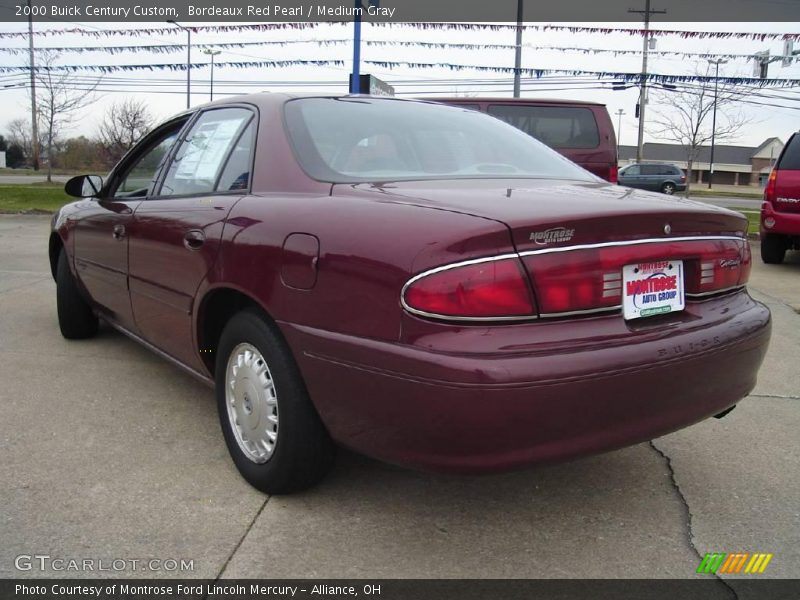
left=1, top=214, right=798, bottom=581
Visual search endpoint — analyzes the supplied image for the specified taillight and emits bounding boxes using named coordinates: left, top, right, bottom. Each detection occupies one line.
left=404, top=238, right=750, bottom=322
left=764, top=169, right=777, bottom=204
left=608, top=164, right=619, bottom=183
left=521, top=238, right=750, bottom=316
left=403, top=258, right=536, bottom=320
left=680, top=174, right=687, bottom=183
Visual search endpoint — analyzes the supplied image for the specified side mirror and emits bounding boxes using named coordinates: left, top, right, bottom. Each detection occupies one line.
left=65, top=175, right=103, bottom=198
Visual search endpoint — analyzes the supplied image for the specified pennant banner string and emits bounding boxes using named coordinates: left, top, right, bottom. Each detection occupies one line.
left=3, top=58, right=799, bottom=87
left=0, top=22, right=798, bottom=41
left=0, top=39, right=789, bottom=63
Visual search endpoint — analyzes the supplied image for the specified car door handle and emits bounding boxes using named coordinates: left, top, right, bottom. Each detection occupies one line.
left=183, top=230, right=205, bottom=250
left=112, top=224, right=126, bottom=240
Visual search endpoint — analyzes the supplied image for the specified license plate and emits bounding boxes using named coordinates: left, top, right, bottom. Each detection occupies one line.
left=622, top=260, right=684, bottom=320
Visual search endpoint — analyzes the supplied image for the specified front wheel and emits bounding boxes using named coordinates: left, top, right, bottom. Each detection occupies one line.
left=761, top=233, right=786, bottom=264
left=56, top=249, right=98, bottom=339
left=660, top=182, right=676, bottom=195
left=215, top=309, right=334, bottom=494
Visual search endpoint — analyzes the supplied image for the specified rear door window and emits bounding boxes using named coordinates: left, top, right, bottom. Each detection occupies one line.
left=487, top=105, right=600, bottom=149
left=159, top=107, right=254, bottom=197
left=779, top=134, right=800, bottom=170
left=641, top=165, right=662, bottom=176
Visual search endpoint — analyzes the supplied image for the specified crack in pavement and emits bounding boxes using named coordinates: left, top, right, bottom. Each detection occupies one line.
left=207, top=495, right=270, bottom=590
left=748, top=393, right=800, bottom=400
left=748, top=286, right=800, bottom=315
left=648, top=441, right=739, bottom=599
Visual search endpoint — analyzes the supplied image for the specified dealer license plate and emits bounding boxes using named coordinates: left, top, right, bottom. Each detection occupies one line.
left=622, top=260, right=685, bottom=320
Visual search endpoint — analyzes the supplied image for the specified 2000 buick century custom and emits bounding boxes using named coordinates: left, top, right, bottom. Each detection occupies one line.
left=51, top=94, right=771, bottom=493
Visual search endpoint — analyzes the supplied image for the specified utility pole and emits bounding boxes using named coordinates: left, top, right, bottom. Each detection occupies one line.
left=629, top=0, right=665, bottom=163
left=168, top=20, right=191, bottom=108
left=27, top=0, right=39, bottom=171
left=707, top=58, right=728, bottom=189
left=513, top=0, right=523, bottom=98
left=615, top=109, right=625, bottom=155
left=203, top=49, right=221, bottom=102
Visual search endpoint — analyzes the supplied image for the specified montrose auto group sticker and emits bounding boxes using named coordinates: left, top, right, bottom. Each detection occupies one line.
left=622, top=260, right=685, bottom=320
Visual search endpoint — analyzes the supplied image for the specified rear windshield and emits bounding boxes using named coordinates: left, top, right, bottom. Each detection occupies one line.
left=283, top=98, right=595, bottom=184
left=779, top=134, right=800, bottom=170
left=487, top=105, right=600, bottom=149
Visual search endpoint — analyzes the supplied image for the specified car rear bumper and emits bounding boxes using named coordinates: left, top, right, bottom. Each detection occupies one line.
left=761, top=201, right=800, bottom=237
left=281, top=291, right=770, bottom=473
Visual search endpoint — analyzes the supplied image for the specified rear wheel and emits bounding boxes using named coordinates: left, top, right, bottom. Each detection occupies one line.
left=660, top=182, right=676, bottom=195
left=215, top=309, right=334, bottom=494
left=56, top=249, right=98, bottom=339
left=761, top=234, right=786, bottom=264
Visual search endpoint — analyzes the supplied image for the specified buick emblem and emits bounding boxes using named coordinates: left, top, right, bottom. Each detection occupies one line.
left=664, top=223, right=672, bottom=235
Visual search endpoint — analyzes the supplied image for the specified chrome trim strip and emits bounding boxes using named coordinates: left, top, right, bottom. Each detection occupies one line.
left=603, top=281, right=622, bottom=290
left=540, top=305, right=622, bottom=318
left=686, top=285, right=745, bottom=298
left=400, top=305, right=538, bottom=322
left=400, top=235, right=746, bottom=324
left=517, top=235, right=745, bottom=257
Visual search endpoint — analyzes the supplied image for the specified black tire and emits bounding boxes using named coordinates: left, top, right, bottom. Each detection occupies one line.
left=215, top=309, right=334, bottom=494
left=56, top=249, right=99, bottom=339
left=761, top=234, right=786, bottom=264
left=661, top=181, right=676, bottom=195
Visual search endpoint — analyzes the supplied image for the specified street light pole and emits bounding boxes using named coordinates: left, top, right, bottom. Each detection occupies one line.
left=168, top=20, right=191, bottom=108
left=707, top=58, right=728, bottom=189
left=615, top=109, right=625, bottom=155
left=203, top=49, right=221, bottom=102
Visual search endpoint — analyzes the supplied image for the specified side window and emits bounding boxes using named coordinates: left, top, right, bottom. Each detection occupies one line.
left=160, top=107, right=254, bottom=197
left=624, top=165, right=640, bottom=176
left=112, top=127, right=183, bottom=198
left=641, top=165, right=660, bottom=176
left=217, top=120, right=256, bottom=192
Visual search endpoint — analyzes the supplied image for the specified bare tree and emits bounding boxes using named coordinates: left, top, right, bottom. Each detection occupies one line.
left=34, top=52, right=100, bottom=182
left=97, top=99, right=154, bottom=167
left=647, top=63, right=750, bottom=196
left=6, top=118, right=35, bottom=162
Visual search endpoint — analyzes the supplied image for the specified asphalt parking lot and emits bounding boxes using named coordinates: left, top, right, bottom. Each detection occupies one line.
left=1, top=215, right=798, bottom=585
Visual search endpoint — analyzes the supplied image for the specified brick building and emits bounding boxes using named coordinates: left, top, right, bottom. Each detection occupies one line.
left=618, top=138, right=783, bottom=186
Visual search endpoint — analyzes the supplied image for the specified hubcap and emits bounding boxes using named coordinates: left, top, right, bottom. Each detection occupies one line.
left=225, top=343, right=279, bottom=464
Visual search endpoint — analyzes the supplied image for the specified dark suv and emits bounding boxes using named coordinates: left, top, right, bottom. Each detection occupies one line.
left=618, top=162, right=687, bottom=195
left=761, top=132, right=800, bottom=264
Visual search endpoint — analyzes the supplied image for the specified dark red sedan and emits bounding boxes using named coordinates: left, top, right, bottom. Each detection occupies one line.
left=52, top=94, right=770, bottom=494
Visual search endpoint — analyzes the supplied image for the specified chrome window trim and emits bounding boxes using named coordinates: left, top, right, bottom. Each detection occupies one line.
left=685, top=285, right=746, bottom=298
left=401, top=235, right=747, bottom=323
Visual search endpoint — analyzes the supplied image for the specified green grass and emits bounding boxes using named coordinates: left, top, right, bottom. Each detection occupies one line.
left=689, top=188, right=763, bottom=199
left=0, top=183, right=71, bottom=213
left=729, top=207, right=760, bottom=235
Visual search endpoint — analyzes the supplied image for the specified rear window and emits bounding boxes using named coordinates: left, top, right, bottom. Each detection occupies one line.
left=778, top=134, right=800, bottom=170
left=486, top=105, right=600, bottom=149
left=284, top=98, right=595, bottom=184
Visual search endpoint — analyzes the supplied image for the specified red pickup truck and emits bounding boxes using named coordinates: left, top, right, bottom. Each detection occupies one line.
left=761, top=132, right=800, bottom=263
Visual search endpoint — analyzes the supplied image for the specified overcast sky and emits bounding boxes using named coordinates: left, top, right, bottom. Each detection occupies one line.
left=1, top=20, right=799, bottom=148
